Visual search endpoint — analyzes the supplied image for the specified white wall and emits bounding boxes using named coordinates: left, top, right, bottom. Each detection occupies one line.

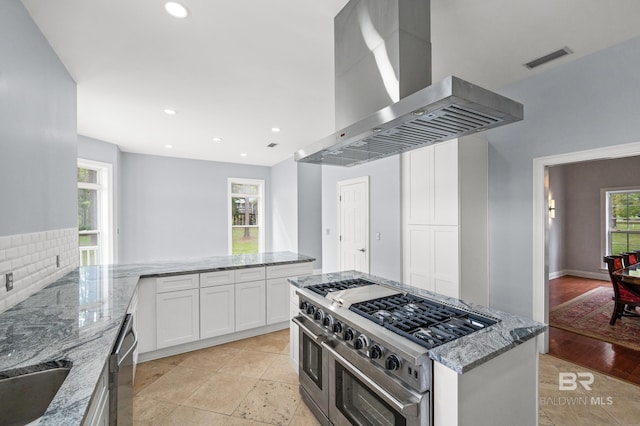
left=321, top=155, right=402, bottom=281
left=120, top=153, right=271, bottom=263
left=271, top=157, right=298, bottom=252
left=298, top=162, right=323, bottom=270
left=487, top=35, right=640, bottom=318
left=0, top=0, right=77, bottom=236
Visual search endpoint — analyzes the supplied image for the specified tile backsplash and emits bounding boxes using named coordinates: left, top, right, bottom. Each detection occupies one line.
left=0, top=228, right=78, bottom=313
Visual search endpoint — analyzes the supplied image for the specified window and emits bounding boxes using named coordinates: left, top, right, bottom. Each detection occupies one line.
left=229, top=178, right=264, bottom=254
left=606, top=189, right=640, bottom=256
left=78, top=159, right=113, bottom=265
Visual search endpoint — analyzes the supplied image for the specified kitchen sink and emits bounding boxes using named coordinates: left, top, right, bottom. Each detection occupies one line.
left=0, top=360, right=72, bottom=426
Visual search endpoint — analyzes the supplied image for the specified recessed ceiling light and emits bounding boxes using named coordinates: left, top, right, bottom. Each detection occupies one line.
left=164, top=2, right=189, bottom=19
left=212, top=137, right=223, bottom=142
left=240, top=153, right=247, bottom=157
left=165, top=144, right=173, bottom=149
left=271, top=127, right=281, bottom=133
left=164, top=108, right=176, bottom=115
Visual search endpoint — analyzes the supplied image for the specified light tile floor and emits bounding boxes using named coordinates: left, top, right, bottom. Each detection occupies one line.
left=133, top=329, right=640, bottom=425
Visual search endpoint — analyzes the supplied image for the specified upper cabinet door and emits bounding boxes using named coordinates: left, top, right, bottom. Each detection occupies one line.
left=433, top=140, right=459, bottom=226
left=402, top=145, right=432, bottom=225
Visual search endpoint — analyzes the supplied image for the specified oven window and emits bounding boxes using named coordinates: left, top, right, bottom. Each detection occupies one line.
left=335, top=362, right=406, bottom=426
left=302, top=333, right=323, bottom=389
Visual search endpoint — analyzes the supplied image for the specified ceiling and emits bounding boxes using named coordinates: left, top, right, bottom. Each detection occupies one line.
left=21, top=0, right=640, bottom=167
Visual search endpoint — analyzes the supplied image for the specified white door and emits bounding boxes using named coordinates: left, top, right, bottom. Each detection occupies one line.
left=338, top=176, right=369, bottom=273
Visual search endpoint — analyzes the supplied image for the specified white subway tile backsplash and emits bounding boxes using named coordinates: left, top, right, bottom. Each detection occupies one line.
left=0, top=228, right=78, bottom=314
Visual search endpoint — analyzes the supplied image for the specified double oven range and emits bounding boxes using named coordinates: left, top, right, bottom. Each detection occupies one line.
left=293, top=278, right=498, bottom=426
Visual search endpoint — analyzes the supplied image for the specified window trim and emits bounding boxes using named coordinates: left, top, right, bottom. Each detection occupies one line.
left=228, top=178, right=265, bottom=255
left=78, top=158, right=114, bottom=265
left=602, top=186, right=640, bottom=259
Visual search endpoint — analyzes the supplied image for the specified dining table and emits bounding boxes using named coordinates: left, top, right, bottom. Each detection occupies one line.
left=613, top=263, right=640, bottom=298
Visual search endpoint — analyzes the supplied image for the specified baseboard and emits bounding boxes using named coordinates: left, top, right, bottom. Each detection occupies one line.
left=555, top=269, right=609, bottom=281
left=138, top=322, right=289, bottom=363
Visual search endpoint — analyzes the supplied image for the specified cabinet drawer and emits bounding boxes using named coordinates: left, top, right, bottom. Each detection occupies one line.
left=266, top=262, right=313, bottom=279
left=234, top=267, right=266, bottom=283
left=200, top=270, right=235, bottom=288
left=156, top=274, right=199, bottom=293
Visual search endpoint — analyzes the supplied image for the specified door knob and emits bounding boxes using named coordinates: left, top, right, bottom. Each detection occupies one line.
left=358, top=248, right=366, bottom=252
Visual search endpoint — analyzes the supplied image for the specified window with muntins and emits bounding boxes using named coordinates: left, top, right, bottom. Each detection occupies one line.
left=78, top=159, right=113, bottom=265
left=229, top=178, right=264, bottom=254
left=606, top=189, right=640, bottom=255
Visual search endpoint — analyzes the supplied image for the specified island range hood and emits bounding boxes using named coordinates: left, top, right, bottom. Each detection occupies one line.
left=295, top=0, right=523, bottom=167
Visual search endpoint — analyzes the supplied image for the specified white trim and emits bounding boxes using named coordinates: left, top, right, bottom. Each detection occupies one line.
left=228, top=178, right=265, bottom=254
left=533, top=141, right=640, bottom=353
left=337, top=176, right=370, bottom=273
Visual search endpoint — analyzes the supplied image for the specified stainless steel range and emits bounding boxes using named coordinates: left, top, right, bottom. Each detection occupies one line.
left=293, top=278, right=498, bottom=426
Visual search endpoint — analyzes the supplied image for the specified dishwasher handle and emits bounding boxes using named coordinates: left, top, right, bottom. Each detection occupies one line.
left=110, top=314, right=137, bottom=370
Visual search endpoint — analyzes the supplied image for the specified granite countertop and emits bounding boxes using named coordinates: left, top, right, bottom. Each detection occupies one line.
left=0, top=251, right=314, bottom=425
left=289, top=270, right=547, bottom=374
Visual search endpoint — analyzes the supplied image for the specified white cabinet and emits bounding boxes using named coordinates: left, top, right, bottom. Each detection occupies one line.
left=200, top=284, right=235, bottom=338
left=82, top=362, right=108, bottom=426
left=136, top=278, right=157, bottom=353
left=289, top=284, right=301, bottom=371
left=235, top=280, right=266, bottom=331
left=402, top=136, right=488, bottom=305
left=266, top=277, right=290, bottom=324
left=156, top=274, right=200, bottom=349
left=235, top=266, right=266, bottom=283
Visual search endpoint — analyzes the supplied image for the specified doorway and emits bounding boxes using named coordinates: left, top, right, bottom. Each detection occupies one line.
left=533, top=141, right=640, bottom=352
left=337, top=176, right=370, bottom=273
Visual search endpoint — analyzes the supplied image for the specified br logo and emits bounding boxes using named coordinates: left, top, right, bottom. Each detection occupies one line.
left=558, top=372, right=594, bottom=391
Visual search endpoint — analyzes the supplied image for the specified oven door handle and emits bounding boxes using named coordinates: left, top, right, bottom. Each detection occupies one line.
left=323, top=343, right=420, bottom=417
left=292, top=316, right=326, bottom=343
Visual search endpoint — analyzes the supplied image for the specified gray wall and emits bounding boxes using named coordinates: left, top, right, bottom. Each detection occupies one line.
left=271, top=157, right=298, bottom=253
left=487, top=35, right=640, bottom=318
left=298, top=162, right=323, bottom=270
left=77, top=135, right=122, bottom=262
left=547, top=166, right=565, bottom=276
left=321, top=155, right=401, bottom=281
left=0, top=0, right=76, bottom=236
left=120, top=153, right=271, bottom=263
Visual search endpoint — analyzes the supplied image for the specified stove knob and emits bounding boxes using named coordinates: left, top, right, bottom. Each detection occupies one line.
left=306, top=305, right=316, bottom=316
left=299, top=300, right=309, bottom=311
left=385, top=355, right=401, bottom=371
left=314, top=309, right=325, bottom=322
left=323, top=315, right=335, bottom=328
left=355, top=334, right=370, bottom=351
left=333, top=321, right=343, bottom=334
left=344, top=328, right=355, bottom=341
left=370, top=344, right=383, bottom=359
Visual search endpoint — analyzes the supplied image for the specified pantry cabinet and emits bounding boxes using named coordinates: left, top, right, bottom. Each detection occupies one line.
left=401, top=136, right=488, bottom=305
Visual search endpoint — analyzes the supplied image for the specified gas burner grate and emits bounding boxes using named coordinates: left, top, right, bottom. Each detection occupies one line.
left=306, top=278, right=375, bottom=297
left=350, top=293, right=498, bottom=350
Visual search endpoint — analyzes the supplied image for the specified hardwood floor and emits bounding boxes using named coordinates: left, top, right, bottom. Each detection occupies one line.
left=549, top=275, right=640, bottom=386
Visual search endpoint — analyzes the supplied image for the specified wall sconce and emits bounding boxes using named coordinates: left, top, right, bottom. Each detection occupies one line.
left=548, top=199, right=556, bottom=219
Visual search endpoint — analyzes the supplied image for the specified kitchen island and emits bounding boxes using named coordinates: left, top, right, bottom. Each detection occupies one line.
left=289, top=270, right=546, bottom=426
left=0, top=251, right=314, bottom=425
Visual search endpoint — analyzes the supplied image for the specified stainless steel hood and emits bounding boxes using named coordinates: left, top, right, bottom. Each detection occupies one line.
left=295, top=0, right=523, bottom=167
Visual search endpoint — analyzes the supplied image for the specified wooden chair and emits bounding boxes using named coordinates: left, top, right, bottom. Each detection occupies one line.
left=603, top=255, right=640, bottom=325
left=622, top=251, right=639, bottom=267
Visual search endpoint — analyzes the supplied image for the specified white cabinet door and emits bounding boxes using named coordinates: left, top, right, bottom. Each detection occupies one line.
left=266, top=277, right=290, bottom=324
left=289, top=284, right=300, bottom=371
left=433, top=140, right=459, bottom=225
left=235, top=280, right=266, bottom=331
left=82, top=362, right=109, bottom=426
left=200, top=284, right=235, bottom=339
left=156, top=289, right=199, bottom=349
left=136, top=278, right=157, bottom=354
left=431, top=225, right=459, bottom=298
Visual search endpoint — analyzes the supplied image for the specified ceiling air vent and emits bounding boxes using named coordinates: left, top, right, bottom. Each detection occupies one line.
left=267, top=143, right=278, bottom=148
left=525, top=47, right=573, bottom=69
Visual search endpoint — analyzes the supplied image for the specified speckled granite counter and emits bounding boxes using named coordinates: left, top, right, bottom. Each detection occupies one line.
left=0, top=251, right=314, bottom=425
left=289, top=270, right=546, bottom=374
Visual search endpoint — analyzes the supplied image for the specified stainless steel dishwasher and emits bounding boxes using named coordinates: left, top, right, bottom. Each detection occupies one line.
left=109, top=313, right=137, bottom=425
